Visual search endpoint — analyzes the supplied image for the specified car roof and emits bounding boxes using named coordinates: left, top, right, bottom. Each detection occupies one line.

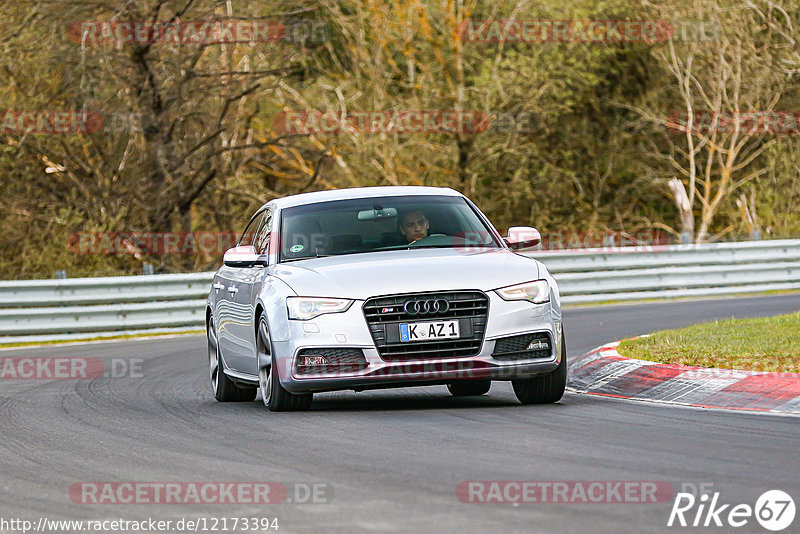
left=265, top=186, right=463, bottom=210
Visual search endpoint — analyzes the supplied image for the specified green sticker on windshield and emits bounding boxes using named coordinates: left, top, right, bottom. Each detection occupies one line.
left=290, top=244, right=304, bottom=252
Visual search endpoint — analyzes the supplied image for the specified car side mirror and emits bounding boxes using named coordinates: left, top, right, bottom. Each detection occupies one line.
left=504, top=227, right=541, bottom=250
left=223, top=245, right=267, bottom=267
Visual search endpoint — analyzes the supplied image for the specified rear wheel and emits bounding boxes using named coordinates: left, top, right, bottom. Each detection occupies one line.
left=447, top=379, right=491, bottom=396
left=512, top=332, right=567, bottom=404
left=208, top=317, right=257, bottom=402
left=257, top=316, right=313, bottom=412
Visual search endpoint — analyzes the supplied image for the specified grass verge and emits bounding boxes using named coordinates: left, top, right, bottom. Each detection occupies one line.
left=617, top=311, right=800, bottom=373
left=561, top=288, right=800, bottom=309
left=0, top=329, right=204, bottom=349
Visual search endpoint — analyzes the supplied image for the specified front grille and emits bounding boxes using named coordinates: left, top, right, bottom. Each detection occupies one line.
left=492, top=332, right=552, bottom=361
left=363, top=291, right=489, bottom=361
left=295, top=348, right=368, bottom=375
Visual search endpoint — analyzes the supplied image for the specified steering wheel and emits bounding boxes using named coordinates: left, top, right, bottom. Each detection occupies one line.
left=409, top=234, right=449, bottom=246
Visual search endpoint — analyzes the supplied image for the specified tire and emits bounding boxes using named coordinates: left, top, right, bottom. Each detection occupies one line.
left=257, top=316, right=313, bottom=412
left=447, top=379, right=491, bottom=396
left=512, top=332, right=567, bottom=405
left=208, top=317, right=257, bottom=402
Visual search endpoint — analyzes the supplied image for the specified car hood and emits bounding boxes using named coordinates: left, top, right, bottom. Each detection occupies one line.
left=270, top=248, right=541, bottom=300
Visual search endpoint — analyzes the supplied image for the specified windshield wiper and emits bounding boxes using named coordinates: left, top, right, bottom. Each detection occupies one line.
left=408, top=244, right=497, bottom=250
left=281, top=253, right=334, bottom=263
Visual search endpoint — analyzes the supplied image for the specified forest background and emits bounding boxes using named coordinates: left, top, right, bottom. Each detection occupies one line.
left=1, top=0, right=798, bottom=278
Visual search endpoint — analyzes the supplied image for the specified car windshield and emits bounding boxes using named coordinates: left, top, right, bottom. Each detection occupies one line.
left=279, top=195, right=500, bottom=262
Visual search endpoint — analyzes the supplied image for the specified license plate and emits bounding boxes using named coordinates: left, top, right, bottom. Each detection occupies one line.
left=399, top=320, right=460, bottom=342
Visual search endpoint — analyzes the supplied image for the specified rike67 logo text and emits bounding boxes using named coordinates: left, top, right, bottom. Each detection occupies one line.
left=668, top=487, right=795, bottom=531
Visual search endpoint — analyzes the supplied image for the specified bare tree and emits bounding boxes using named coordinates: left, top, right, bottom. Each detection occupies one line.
left=0, top=0, right=328, bottom=273
left=628, top=1, right=792, bottom=242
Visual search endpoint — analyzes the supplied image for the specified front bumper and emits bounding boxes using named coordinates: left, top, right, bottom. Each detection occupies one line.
left=273, top=291, right=562, bottom=394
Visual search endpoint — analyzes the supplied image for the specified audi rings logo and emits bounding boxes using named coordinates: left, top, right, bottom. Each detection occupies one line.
left=404, top=299, right=450, bottom=316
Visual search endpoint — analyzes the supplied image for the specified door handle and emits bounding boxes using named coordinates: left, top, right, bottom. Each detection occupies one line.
left=227, top=286, right=239, bottom=294
left=212, top=283, right=224, bottom=291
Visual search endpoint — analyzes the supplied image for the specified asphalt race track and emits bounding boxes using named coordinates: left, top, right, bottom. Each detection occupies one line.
left=1, top=294, right=799, bottom=534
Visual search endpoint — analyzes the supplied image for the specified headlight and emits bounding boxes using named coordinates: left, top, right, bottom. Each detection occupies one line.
left=287, top=297, right=354, bottom=320
left=495, top=280, right=550, bottom=304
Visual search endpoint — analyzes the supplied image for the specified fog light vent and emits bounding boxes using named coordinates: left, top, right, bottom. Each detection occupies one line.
left=298, top=355, right=329, bottom=367
left=526, top=339, right=550, bottom=351
left=295, top=348, right=368, bottom=375
left=493, top=333, right=552, bottom=361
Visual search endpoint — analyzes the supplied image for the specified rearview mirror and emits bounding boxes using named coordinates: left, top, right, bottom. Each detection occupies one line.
left=223, top=245, right=267, bottom=267
left=358, top=207, right=397, bottom=221
left=504, top=227, right=541, bottom=250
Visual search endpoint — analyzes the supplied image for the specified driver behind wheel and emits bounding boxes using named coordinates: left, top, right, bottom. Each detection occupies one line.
left=398, top=210, right=430, bottom=243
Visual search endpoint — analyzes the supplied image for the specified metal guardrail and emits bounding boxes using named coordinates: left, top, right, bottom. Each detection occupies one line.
left=1, top=239, right=799, bottom=344
left=0, top=273, right=213, bottom=344
left=534, top=239, right=800, bottom=303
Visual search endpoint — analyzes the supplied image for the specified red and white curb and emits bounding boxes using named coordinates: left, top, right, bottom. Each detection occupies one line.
left=568, top=341, right=800, bottom=416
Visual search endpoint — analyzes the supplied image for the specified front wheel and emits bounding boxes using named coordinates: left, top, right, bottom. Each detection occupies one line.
left=512, top=332, right=567, bottom=404
left=257, top=316, right=313, bottom=412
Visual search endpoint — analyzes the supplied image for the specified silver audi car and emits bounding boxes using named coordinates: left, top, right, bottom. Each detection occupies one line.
left=206, top=186, right=565, bottom=411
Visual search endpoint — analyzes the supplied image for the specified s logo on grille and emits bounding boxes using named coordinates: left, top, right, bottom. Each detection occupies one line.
left=404, top=298, right=450, bottom=316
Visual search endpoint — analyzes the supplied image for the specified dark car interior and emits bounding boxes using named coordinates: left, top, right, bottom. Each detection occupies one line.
left=280, top=197, right=496, bottom=261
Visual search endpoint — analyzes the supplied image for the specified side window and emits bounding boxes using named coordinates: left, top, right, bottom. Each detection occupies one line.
left=255, top=210, right=272, bottom=255
left=238, top=212, right=264, bottom=247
